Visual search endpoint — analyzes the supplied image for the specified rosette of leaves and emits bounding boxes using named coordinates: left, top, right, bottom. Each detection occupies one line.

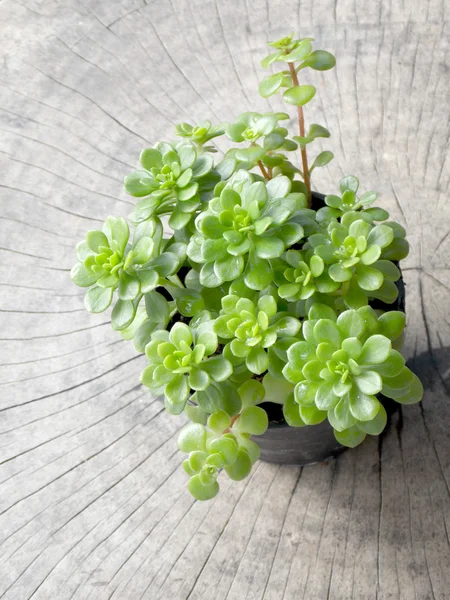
left=124, top=142, right=216, bottom=229
left=282, top=303, right=423, bottom=447
left=223, top=111, right=299, bottom=177
left=315, top=175, right=388, bottom=225
left=71, top=218, right=154, bottom=322
left=187, top=172, right=305, bottom=290
left=178, top=406, right=267, bottom=500
left=141, top=322, right=233, bottom=414
left=213, top=294, right=301, bottom=374
left=308, top=214, right=404, bottom=307
left=175, top=120, right=224, bottom=151
left=274, top=249, right=340, bottom=301
left=261, top=33, right=334, bottom=69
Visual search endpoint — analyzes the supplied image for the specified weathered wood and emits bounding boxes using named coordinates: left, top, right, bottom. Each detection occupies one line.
left=0, top=0, right=449, bottom=598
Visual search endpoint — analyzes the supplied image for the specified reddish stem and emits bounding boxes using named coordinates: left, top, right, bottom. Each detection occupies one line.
left=257, top=160, right=270, bottom=179
left=287, top=62, right=311, bottom=206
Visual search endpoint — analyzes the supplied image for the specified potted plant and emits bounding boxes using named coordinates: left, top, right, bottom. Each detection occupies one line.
left=71, top=33, right=423, bottom=501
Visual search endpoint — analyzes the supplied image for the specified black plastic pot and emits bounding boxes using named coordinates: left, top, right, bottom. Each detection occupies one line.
left=253, top=191, right=405, bottom=466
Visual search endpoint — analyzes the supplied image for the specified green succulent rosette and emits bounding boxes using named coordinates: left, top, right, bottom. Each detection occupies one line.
left=274, top=248, right=340, bottom=301
left=124, top=142, right=218, bottom=229
left=71, top=216, right=186, bottom=330
left=187, top=171, right=306, bottom=290
left=314, top=175, right=388, bottom=224
left=141, top=322, right=233, bottom=415
left=178, top=405, right=267, bottom=500
left=307, top=212, right=406, bottom=308
left=213, top=294, right=301, bottom=374
left=175, top=120, right=225, bottom=150
left=282, top=303, right=423, bottom=446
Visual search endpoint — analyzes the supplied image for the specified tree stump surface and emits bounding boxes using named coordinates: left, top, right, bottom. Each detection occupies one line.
left=0, top=1, right=449, bottom=598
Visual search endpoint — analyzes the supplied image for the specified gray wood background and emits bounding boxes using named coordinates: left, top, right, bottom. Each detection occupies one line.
left=0, top=0, right=449, bottom=598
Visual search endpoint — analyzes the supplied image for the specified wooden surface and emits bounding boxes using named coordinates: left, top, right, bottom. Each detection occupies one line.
left=0, top=1, right=449, bottom=598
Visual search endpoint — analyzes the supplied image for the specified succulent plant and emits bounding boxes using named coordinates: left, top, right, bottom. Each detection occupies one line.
left=274, top=249, right=340, bottom=301
left=187, top=171, right=305, bottom=290
left=214, top=294, right=301, bottom=374
left=282, top=303, right=423, bottom=446
left=175, top=120, right=225, bottom=151
left=71, top=33, right=422, bottom=502
left=124, top=142, right=217, bottom=229
left=141, top=322, right=233, bottom=415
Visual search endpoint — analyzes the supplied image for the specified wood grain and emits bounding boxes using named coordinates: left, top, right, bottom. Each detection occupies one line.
left=0, top=0, right=449, bottom=598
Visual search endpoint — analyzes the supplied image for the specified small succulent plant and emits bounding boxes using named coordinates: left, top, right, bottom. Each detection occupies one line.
left=71, top=33, right=422, bottom=501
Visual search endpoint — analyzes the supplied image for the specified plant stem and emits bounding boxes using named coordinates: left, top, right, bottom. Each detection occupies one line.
left=257, top=160, right=270, bottom=179
left=225, top=414, right=240, bottom=433
left=287, top=62, right=311, bottom=207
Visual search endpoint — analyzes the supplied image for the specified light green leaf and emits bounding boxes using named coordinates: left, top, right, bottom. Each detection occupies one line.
left=355, top=264, right=384, bottom=291
left=314, top=319, right=341, bottom=348
left=239, top=379, right=266, bottom=407
left=178, top=145, right=197, bottom=171
left=214, top=255, right=244, bottom=282
left=359, top=335, right=391, bottom=365
left=202, top=356, right=233, bottom=382
left=254, top=235, right=284, bottom=259
left=246, top=347, right=269, bottom=375
left=315, top=382, right=339, bottom=410
left=378, top=311, right=405, bottom=341
left=140, top=148, right=162, bottom=170
left=301, top=50, right=336, bottom=71
left=361, top=245, right=381, bottom=265
left=357, top=404, right=387, bottom=435
left=84, top=286, right=113, bottom=313
left=178, top=423, right=207, bottom=453
left=86, top=230, right=108, bottom=252
left=207, top=410, right=231, bottom=433
left=328, top=397, right=357, bottom=431
left=118, top=273, right=140, bottom=300
left=259, top=73, right=285, bottom=97
left=283, top=392, right=305, bottom=427
left=169, top=322, right=193, bottom=347
left=371, top=350, right=405, bottom=377
left=71, top=262, right=98, bottom=287
left=263, top=373, right=293, bottom=404
left=266, top=175, right=291, bottom=199
left=284, top=40, right=312, bottom=62
left=237, top=406, right=268, bottom=435
left=329, top=263, right=353, bottom=282
left=334, top=426, right=366, bottom=448
left=145, top=290, right=170, bottom=323
left=340, top=175, right=359, bottom=194
left=336, top=310, right=365, bottom=338
left=208, top=436, right=238, bottom=465
left=367, top=225, right=394, bottom=249
left=295, top=381, right=320, bottom=405
left=224, top=448, right=252, bottom=480
left=354, top=371, right=383, bottom=395
left=189, top=368, right=210, bottom=390
left=200, top=262, right=223, bottom=287
left=137, top=269, right=159, bottom=293
left=283, top=85, right=316, bottom=107
left=299, top=404, right=327, bottom=425
left=111, top=299, right=135, bottom=330
left=165, top=373, right=189, bottom=406
left=349, top=388, right=380, bottom=421
left=188, top=474, right=219, bottom=501
left=394, top=373, right=423, bottom=404
left=310, top=151, right=334, bottom=172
